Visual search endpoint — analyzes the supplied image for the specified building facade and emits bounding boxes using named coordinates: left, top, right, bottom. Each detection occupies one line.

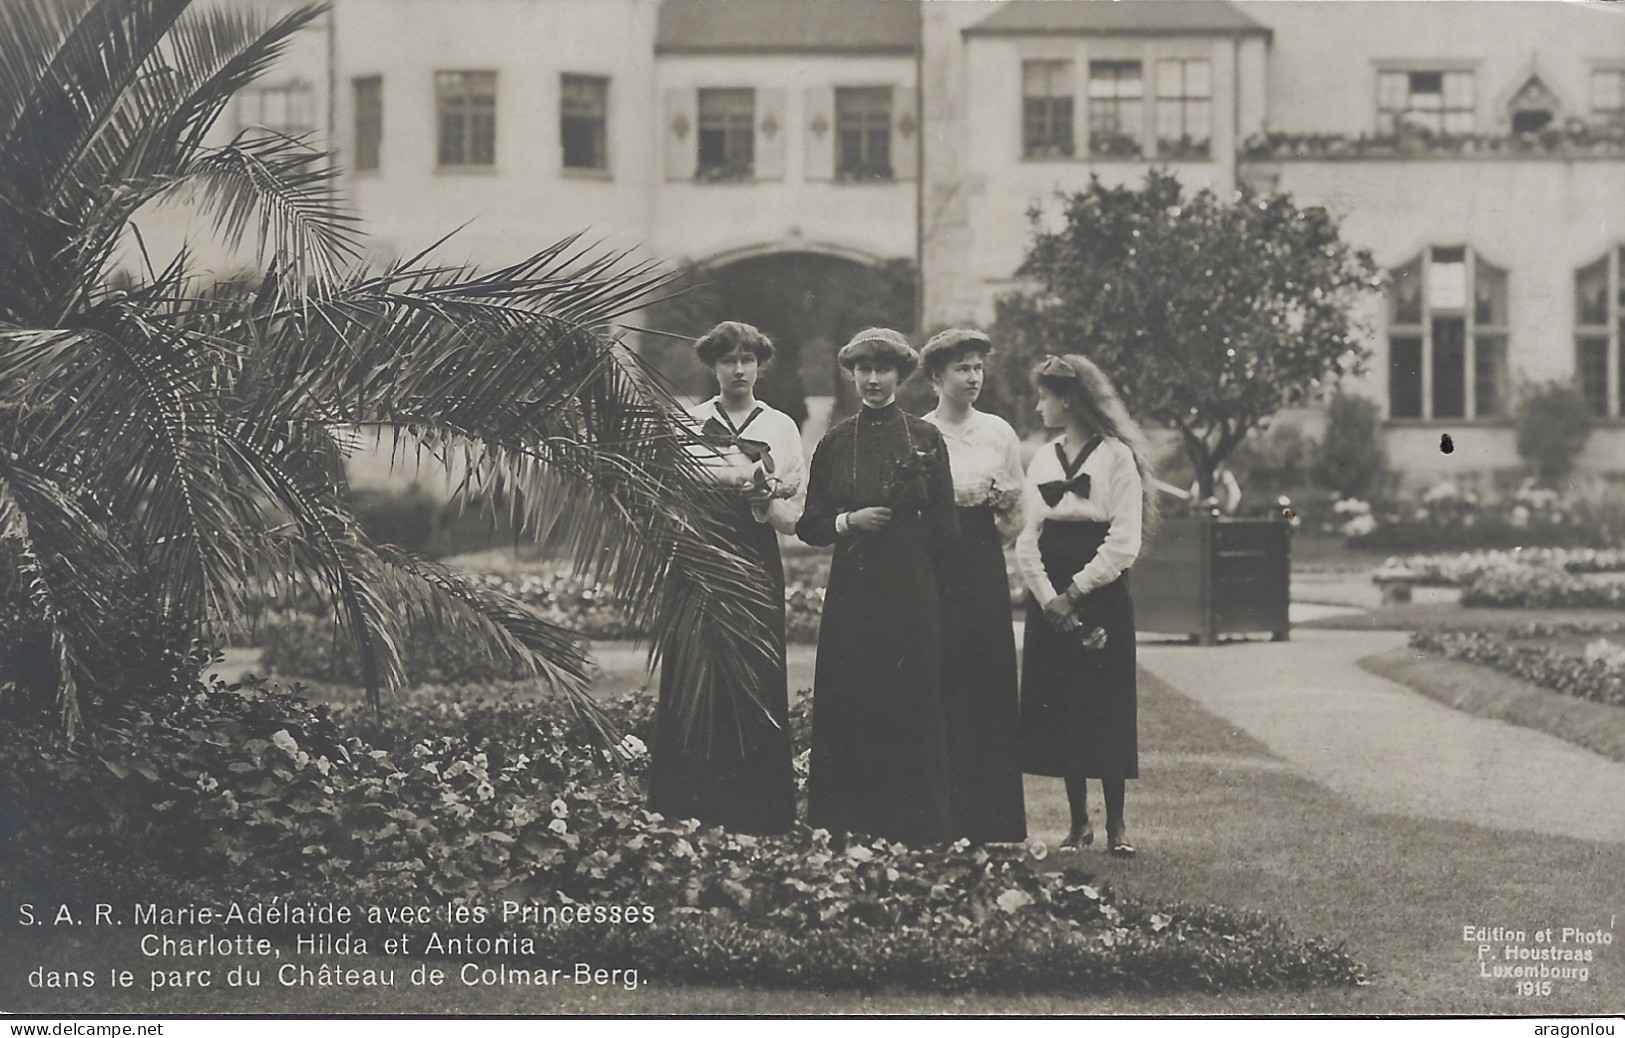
left=140, top=0, right=1625, bottom=482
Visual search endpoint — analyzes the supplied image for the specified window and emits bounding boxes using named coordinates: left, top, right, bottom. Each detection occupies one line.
left=1575, top=247, right=1625, bottom=418
left=561, top=74, right=608, bottom=171
left=1155, top=59, right=1211, bottom=159
left=1088, top=61, right=1142, bottom=157
left=697, top=88, right=754, bottom=180
left=836, top=86, right=892, bottom=179
left=1377, top=69, right=1475, bottom=135
left=353, top=76, right=381, bottom=171
left=1387, top=246, right=1509, bottom=421
left=1506, top=75, right=1558, bottom=136
left=436, top=71, right=496, bottom=167
left=1022, top=60, right=1074, bottom=159
left=236, top=80, right=315, bottom=136
left=1592, top=69, right=1625, bottom=130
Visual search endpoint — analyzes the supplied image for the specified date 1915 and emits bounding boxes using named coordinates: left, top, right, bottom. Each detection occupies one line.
left=1518, top=980, right=1552, bottom=997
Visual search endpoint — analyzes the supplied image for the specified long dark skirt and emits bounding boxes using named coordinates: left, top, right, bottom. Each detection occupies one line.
left=938, top=505, right=1026, bottom=842
left=1020, top=519, right=1138, bottom=780
left=648, top=498, right=795, bottom=834
left=808, top=518, right=952, bottom=844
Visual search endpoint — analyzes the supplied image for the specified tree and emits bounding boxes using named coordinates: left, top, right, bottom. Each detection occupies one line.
left=0, top=0, right=773, bottom=737
left=993, top=170, right=1381, bottom=499
left=1314, top=392, right=1387, bottom=500
left=1514, top=380, right=1593, bottom=487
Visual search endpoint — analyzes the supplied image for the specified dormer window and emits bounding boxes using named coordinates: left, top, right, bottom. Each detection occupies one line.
left=1507, top=74, right=1559, bottom=135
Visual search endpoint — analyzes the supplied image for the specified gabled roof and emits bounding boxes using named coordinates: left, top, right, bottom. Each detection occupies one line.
left=965, top=1, right=1271, bottom=39
left=657, top=0, right=921, bottom=56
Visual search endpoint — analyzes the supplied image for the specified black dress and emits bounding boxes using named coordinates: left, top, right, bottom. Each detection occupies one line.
left=796, top=402, right=959, bottom=844
left=937, top=504, right=1026, bottom=842
left=1019, top=518, right=1138, bottom=779
left=647, top=410, right=797, bottom=835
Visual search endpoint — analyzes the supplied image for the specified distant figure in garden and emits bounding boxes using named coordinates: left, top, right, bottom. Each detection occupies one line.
left=797, top=328, right=959, bottom=844
left=921, top=329, right=1027, bottom=844
left=1016, top=354, right=1158, bottom=857
left=649, top=322, right=804, bottom=834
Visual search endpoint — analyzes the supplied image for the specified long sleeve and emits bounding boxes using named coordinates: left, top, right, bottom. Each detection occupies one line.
left=764, top=412, right=806, bottom=535
left=924, top=427, right=959, bottom=553
left=1015, top=472, right=1055, bottom=606
left=1068, top=441, right=1142, bottom=597
left=795, top=433, right=840, bottom=547
left=993, top=427, right=1026, bottom=546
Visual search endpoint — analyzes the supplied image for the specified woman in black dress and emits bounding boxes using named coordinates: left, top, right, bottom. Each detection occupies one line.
left=648, top=321, right=804, bottom=834
left=921, top=329, right=1027, bottom=844
left=1015, top=354, right=1159, bottom=857
left=797, top=328, right=958, bottom=845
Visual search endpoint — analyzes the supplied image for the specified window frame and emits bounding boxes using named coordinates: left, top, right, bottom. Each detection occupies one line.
left=1087, top=60, right=1144, bottom=158
left=236, top=79, right=316, bottom=137
left=1386, top=245, right=1510, bottom=423
left=1154, top=58, right=1212, bottom=160
left=834, top=85, right=894, bottom=181
left=1021, top=59, right=1075, bottom=160
left=1574, top=246, right=1625, bottom=419
left=435, top=70, right=497, bottom=169
left=1590, top=67, right=1625, bottom=131
left=1376, top=67, right=1477, bottom=136
left=696, top=87, right=755, bottom=181
left=352, top=75, right=382, bottom=172
left=560, top=73, right=610, bottom=173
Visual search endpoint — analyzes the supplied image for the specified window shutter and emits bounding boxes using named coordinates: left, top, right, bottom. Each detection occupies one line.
left=755, top=88, right=786, bottom=180
left=804, top=86, right=835, bottom=181
left=664, top=87, right=696, bottom=181
left=892, top=87, right=919, bottom=180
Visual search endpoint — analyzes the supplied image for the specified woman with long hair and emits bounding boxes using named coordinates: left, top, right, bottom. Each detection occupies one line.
left=648, top=321, right=803, bottom=834
left=797, top=328, right=959, bottom=845
left=1015, top=353, right=1159, bottom=857
left=921, top=328, right=1027, bottom=844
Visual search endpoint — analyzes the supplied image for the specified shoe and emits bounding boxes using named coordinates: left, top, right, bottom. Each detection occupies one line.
left=1106, top=827, right=1135, bottom=858
left=1060, top=822, right=1094, bottom=850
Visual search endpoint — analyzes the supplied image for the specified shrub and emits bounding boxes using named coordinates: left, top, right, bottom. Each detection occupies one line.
left=1314, top=393, right=1386, bottom=499
left=1459, top=567, right=1625, bottom=610
left=351, top=484, right=444, bottom=555
left=1, top=680, right=1367, bottom=995
left=1515, top=381, right=1592, bottom=486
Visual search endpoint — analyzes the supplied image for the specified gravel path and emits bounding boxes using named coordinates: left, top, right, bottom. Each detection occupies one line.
left=1136, top=628, right=1625, bottom=844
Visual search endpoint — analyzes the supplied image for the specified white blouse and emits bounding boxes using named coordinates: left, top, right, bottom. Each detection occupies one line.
left=923, top=408, right=1026, bottom=544
left=679, top=397, right=806, bottom=535
left=1015, top=435, right=1143, bottom=607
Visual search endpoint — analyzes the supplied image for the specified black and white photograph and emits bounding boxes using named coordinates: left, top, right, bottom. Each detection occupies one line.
left=1, top=0, right=1622, bottom=1026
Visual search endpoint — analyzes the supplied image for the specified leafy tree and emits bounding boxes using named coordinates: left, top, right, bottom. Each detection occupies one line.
left=1314, top=392, right=1387, bottom=499
left=0, top=0, right=772, bottom=736
left=1515, top=380, right=1593, bottom=487
left=993, top=170, right=1381, bottom=499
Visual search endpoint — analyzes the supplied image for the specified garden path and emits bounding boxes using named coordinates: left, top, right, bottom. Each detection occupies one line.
left=1135, top=628, right=1625, bottom=844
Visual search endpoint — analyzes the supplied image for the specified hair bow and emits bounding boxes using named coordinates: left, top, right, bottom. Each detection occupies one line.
left=700, top=416, right=775, bottom=472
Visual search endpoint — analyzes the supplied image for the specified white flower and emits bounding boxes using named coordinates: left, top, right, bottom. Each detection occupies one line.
left=995, top=888, right=1034, bottom=913
left=550, top=797, right=569, bottom=819
left=196, top=774, right=219, bottom=792
left=548, top=818, right=569, bottom=836
left=617, top=735, right=647, bottom=760
left=476, top=781, right=494, bottom=801
left=270, top=729, right=299, bottom=756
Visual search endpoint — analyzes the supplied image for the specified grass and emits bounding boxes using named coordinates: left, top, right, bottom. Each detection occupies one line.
left=5, top=645, right=1622, bottom=1016
left=1298, top=603, right=1625, bottom=632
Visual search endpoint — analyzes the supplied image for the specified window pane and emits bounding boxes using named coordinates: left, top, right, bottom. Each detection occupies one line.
left=1157, top=60, right=1183, bottom=98
left=1186, top=59, right=1211, bottom=97
left=1432, top=317, right=1466, bottom=419
left=353, top=76, right=381, bottom=171
left=1390, top=259, right=1423, bottom=325
left=1577, top=337, right=1609, bottom=416
left=1443, top=71, right=1475, bottom=107
left=1474, top=335, right=1506, bottom=417
left=1410, top=71, right=1443, bottom=96
left=1390, top=336, right=1423, bottom=418
left=1474, top=260, right=1507, bottom=325
left=698, top=88, right=754, bottom=178
left=1576, top=256, right=1609, bottom=325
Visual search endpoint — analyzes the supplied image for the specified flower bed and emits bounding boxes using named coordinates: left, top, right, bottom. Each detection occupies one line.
left=1459, top=568, right=1625, bottom=610
left=1346, top=480, right=1625, bottom=554
left=0, top=680, right=1367, bottom=995
left=1410, top=623, right=1625, bottom=709
left=1373, top=548, right=1625, bottom=588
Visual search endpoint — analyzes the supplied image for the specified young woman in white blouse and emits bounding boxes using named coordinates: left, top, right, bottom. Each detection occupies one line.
left=649, top=321, right=805, bottom=835
left=921, top=329, right=1027, bottom=844
left=1016, top=354, right=1159, bottom=857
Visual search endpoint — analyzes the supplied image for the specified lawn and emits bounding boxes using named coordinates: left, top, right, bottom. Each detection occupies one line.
left=5, top=644, right=1620, bottom=1016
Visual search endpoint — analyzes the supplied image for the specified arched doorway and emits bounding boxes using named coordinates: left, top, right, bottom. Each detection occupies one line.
left=641, top=250, right=917, bottom=434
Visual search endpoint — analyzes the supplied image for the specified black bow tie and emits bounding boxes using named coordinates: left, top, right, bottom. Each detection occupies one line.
left=700, top=416, right=775, bottom=472
left=1038, top=473, right=1090, bottom=508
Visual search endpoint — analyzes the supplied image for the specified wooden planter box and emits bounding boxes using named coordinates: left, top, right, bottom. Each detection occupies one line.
left=1133, top=516, right=1291, bottom=645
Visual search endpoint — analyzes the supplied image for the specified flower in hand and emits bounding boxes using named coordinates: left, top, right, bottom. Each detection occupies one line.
left=880, top=449, right=937, bottom=513
left=1078, top=626, right=1109, bottom=651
